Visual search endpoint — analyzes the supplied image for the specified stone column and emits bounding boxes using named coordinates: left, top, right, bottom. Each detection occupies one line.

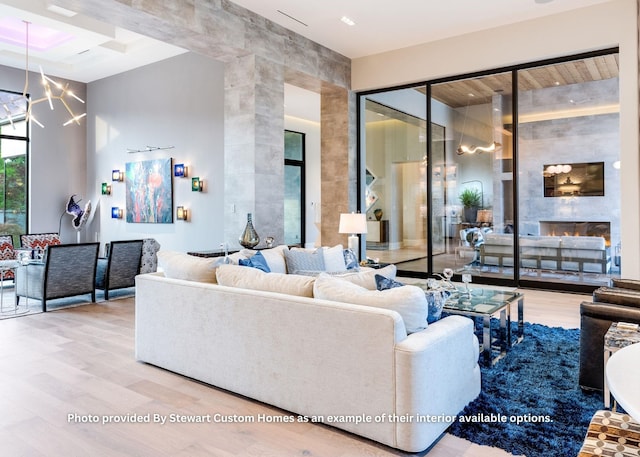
left=224, top=54, right=285, bottom=248
left=320, top=84, right=358, bottom=248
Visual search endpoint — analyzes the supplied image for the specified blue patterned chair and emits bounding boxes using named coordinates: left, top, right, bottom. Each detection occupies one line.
left=15, top=242, right=100, bottom=312
left=95, top=240, right=143, bottom=300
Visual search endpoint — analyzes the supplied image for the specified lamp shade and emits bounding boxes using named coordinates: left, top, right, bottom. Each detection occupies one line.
left=338, top=213, right=367, bottom=234
left=476, top=209, right=493, bottom=224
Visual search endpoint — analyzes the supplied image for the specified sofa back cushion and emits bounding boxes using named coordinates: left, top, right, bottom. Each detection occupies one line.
left=313, top=273, right=427, bottom=333
left=216, top=264, right=315, bottom=297
left=157, top=250, right=221, bottom=283
left=332, top=264, right=397, bottom=290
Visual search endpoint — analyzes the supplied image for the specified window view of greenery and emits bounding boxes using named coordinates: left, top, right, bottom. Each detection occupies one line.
left=0, top=89, right=28, bottom=244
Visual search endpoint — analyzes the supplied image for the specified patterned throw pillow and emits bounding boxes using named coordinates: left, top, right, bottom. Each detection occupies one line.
left=375, top=274, right=404, bottom=290
left=343, top=248, right=360, bottom=271
left=284, top=248, right=325, bottom=275
left=425, top=289, right=451, bottom=323
left=238, top=251, right=271, bottom=273
left=376, top=274, right=450, bottom=324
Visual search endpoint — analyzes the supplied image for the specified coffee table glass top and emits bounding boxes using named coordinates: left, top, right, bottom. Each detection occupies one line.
left=444, top=287, right=521, bottom=315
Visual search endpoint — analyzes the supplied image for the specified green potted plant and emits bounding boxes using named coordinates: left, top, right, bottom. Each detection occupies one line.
left=459, top=188, right=482, bottom=223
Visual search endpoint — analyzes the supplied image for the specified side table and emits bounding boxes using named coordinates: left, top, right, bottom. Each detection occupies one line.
left=0, top=259, right=29, bottom=315
left=604, top=322, right=640, bottom=408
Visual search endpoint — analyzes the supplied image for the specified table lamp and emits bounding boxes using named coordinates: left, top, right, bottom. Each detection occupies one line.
left=339, top=212, right=368, bottom=258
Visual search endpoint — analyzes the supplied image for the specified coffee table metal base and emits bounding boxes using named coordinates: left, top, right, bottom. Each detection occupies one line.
left=445, top=291, right=524, bottom=366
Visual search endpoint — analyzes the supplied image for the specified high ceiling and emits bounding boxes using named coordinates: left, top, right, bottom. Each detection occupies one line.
left=0, top=0, right=185, bottom=84
left=228, top=0, right=615, bottom=59
left=0, top=0, right=617, bottom=84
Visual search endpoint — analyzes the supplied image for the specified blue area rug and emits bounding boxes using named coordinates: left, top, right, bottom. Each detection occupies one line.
left=448, top=322, right=602, bottom=457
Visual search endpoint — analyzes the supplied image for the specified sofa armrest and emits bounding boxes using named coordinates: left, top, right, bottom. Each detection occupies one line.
left=393, top=315, right=481, bottom=452
left=593, top=287, right=640, bottom=308
left=579, top=301, right=640, bottom=390
left=610, top=278, right=640, bottom=291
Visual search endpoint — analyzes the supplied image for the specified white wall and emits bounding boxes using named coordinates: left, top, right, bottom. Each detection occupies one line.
left=85, top=52, right=225, bottom=252
left=0, top=64, right=87, bottom=243
left=353, top=0, right=640, bottom=277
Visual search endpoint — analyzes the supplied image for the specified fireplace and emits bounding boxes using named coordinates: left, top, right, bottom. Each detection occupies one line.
left=539, top=221, right=611, bottom=246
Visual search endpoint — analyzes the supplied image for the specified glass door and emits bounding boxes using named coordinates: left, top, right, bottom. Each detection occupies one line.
left=430, top=72, right=514, bottom=281
left=361, top=86, right=428, bottom=268
left=516, top=54, right=620, bottom=287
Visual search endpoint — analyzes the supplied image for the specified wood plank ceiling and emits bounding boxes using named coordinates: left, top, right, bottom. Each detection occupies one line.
left=427, top=54, right=619, bottom=107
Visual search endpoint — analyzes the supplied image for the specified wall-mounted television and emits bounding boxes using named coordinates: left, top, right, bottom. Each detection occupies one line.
left=543, top=162, right=604, bottom=197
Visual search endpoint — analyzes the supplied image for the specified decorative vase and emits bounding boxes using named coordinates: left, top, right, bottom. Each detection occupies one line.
left=239, top=213, right=260, bottom=248
left=374, top=208, right=383, bottom=221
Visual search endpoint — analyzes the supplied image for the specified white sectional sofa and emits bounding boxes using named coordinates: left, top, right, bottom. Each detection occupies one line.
left=480, top=233, right=610, bottom=273
left=135, top=251, right=481, bottom=452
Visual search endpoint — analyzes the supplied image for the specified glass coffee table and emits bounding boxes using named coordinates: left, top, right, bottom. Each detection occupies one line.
left=443, top=286, right=524, bottom=366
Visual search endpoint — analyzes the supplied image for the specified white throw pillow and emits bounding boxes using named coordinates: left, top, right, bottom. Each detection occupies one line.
left=240, top=245, right=289, bottom=273
left=216, top=264, right=315, bottom=297
left=157, top=250, right=222, bottom=283
left=322, top=244, right=347, bottom=273
left=333, top=264, right=397, bottom=290
left=313, top=273, right=427, bottom=334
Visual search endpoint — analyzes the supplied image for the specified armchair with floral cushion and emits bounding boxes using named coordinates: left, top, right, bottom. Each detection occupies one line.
left=0, top=234, right=16, bottom=281
left=19, top=232, right=61, bottom=257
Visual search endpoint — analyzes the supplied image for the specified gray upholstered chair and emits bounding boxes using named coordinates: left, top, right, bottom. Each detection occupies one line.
left=140, top=238, right=161, bottom=274
left=95, top=240, right=143, bottom=300
left=15, top=242, right=100, bottom=312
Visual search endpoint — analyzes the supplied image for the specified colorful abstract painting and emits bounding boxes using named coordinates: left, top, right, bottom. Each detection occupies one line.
left=125, top=158, right=173, bottom=223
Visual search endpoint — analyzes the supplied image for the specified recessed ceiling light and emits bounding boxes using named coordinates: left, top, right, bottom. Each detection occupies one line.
left=340, top=16, right=355, bottom=26
left=535, top=0, right=554, bottom=4
left=46, top=5, right=78, bottom=17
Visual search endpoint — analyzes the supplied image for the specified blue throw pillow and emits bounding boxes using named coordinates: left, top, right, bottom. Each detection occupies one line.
left=425, top=289, right=451, bottom=323
left=375, top=274, right=404, bottom=290
left=239, top=251, right=271, bottom=273
left=343, top=248, right=360, bottom=271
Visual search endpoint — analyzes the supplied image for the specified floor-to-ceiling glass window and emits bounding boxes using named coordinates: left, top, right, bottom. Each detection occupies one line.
left=361, top=86, right=428, bottom=267
left=358, top=49, right=619, bottom=291
left=284, top=130, right=305, bottom=246
left=428, top=72, right=514, bottom=281
left=516, top=54, right=619, bottom=287
left=0, top=89, right=28, bottom=244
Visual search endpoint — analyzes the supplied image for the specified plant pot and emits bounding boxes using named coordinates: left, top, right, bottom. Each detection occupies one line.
left=464, top=207, right=478, bottom=224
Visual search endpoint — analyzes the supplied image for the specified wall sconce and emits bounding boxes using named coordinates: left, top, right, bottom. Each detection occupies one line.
left=101, top=183, right=111, bottom=195
left=176, top=206, right=188, bottom=220
left=174, top=163, right=188, bottom=177
left=192, top=177, right=203, bottom=192
left=111, top=207, right=123, bottom=219
left=112, top=169, right=124, bottom=182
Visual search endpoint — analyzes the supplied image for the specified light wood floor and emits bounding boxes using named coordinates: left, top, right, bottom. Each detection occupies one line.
left=0, top=288, right=588, bottom=456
